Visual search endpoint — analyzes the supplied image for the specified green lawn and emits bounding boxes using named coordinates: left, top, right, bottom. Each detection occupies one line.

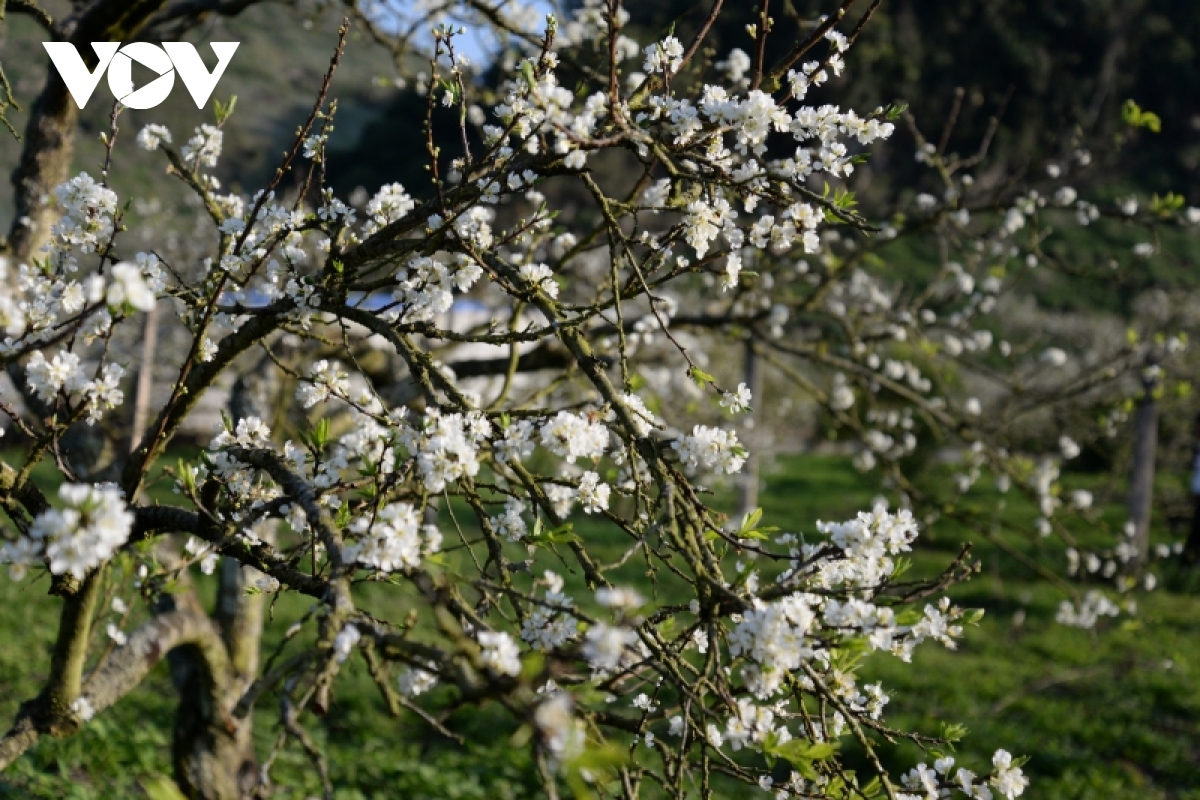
left=2, top=453, right=1199, bottom=798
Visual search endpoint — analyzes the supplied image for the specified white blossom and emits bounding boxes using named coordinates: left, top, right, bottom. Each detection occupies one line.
left=398, top=663, right=439, bottom=697
left=582, top=623, right=639, bottom=673
left=673, top=425, right=745, bottom=475
left=27, top=483, right=134, bottom=579
left=477, top=630, right=522, bottom=676
left=346, top=503, right=440, bottom=573
left=136, top=123, right=172, bottom=150
left=576, top=471, right=611, bottom=514
left=106, top=262, right=156, bottom=311
left=719, top=383, right=752, bottom=414
left=643, top=36, right=684, bottom=75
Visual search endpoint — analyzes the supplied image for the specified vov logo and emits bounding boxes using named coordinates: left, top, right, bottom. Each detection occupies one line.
left=43, top=42, right=239, bottom=110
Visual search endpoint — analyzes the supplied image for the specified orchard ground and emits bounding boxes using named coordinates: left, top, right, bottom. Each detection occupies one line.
left=1, top=450, right=1198, bottom=799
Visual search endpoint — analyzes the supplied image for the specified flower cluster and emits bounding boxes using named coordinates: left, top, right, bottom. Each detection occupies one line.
left=399, top=408, right=491, bottom=492
left=47, top=173, right=118, bottom=260
left=25, top=350, right=127, bottom=423
left=673, top=424, right=746, bottom=475
left=1, top=484, right=133, bottom=580
left=521, top=571, right=578, bottom=650
left=345, top=502, right=441, bottom=573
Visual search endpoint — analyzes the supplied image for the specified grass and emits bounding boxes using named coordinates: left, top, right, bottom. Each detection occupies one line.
left=2, top=452, right=1199, bottom=798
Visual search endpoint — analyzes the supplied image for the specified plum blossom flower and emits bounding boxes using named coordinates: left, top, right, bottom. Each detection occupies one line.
left=106, top=262, right=156, bottom=312
left=27, top=483, right=134, bottom=579
left=720, top=383, right=752, bottom=414
left=297, top=360, right=350, bottom=408
left=25, top=350, right=86, bottom=402
left=990, top=750, right=1029, bottom=797
left=582, top=623, right=639, bottom=673
left=576, top=471, right=611, bottom=514
left=643, top=36, right=684, bottom=75
left=333, top=624, right=361, bottom=662
left=136, top=123, right=172, bottom=150
left=346, top=503, right=441, bottom=573
left=673, top=425, right=745, bottom=475
left=478, top=630, right=521, bottom=676
left=398, top=663, right=439, bottom=697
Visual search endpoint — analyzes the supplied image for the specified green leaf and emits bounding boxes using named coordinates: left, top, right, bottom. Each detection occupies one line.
left=509, top=723, right=534, bottom=748
left=739, top=507, right=763, bottom=534
left=519, top=60, right=537, bottom=91
left=769, top=738, right=839, bottom=764
left=175, top=459, right=196, bottom=494
left=213, top=95, right=237, bottom=125
left=940, top=721, right=969, bottom=744
left=826, top=775, right=849, bottom=797
left=141, top=774, right=188, bottom=800
left=794, top=759, right=820, bottom=781
left=735, top=508, right=779, bottom=540
left=528, top=522, right=581, bottom=545
left=521, top=651, right=546, bottom=681
left=1151, top=191, right=1184, bottom=216
left=739, top=527, right=775, bottom=540
left=308, top=418, right=330, bottom=451
left=1122, top=99, right=1161, bottom=133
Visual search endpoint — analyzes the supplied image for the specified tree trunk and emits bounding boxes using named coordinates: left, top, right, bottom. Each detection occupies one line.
left=167, top=552, right=265, bottom=799
left=171, top=360, right=289, bottom=798
left=7, top=61, right=78, bottom=262
left=7, top=0, right=173, bottom=261
left=168, top=636, right=255, bottom=800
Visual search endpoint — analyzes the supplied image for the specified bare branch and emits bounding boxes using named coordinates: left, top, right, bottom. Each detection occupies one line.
left=0, top=605, right=229, bottom=770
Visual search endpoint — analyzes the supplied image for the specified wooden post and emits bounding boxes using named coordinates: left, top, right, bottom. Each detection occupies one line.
left=738, top=339, right=765, bottom=519
left=1128, top=376, right=1158, bottom=566
left=130, top=302, right=159, bottom=454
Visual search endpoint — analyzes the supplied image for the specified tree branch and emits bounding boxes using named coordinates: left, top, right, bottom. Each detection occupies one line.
left=0, top=605, right=228, bottom=770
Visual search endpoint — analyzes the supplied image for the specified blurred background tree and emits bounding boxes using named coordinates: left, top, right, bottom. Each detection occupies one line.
left=3, top=1, right=1198, bottom=218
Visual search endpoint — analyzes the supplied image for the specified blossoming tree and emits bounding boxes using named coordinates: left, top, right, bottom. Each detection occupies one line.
left=1, top=0, right=1195, bottom=797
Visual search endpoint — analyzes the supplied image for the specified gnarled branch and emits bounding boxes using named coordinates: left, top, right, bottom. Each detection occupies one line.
left=0, top=604, right=229, bottom=770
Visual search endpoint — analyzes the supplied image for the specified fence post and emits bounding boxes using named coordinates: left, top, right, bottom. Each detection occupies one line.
left=738, top=339, right=764, bottom=520
left=130, top=302, right=159, bottom=454
left=1128, top=374, right=1158, bottom=566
